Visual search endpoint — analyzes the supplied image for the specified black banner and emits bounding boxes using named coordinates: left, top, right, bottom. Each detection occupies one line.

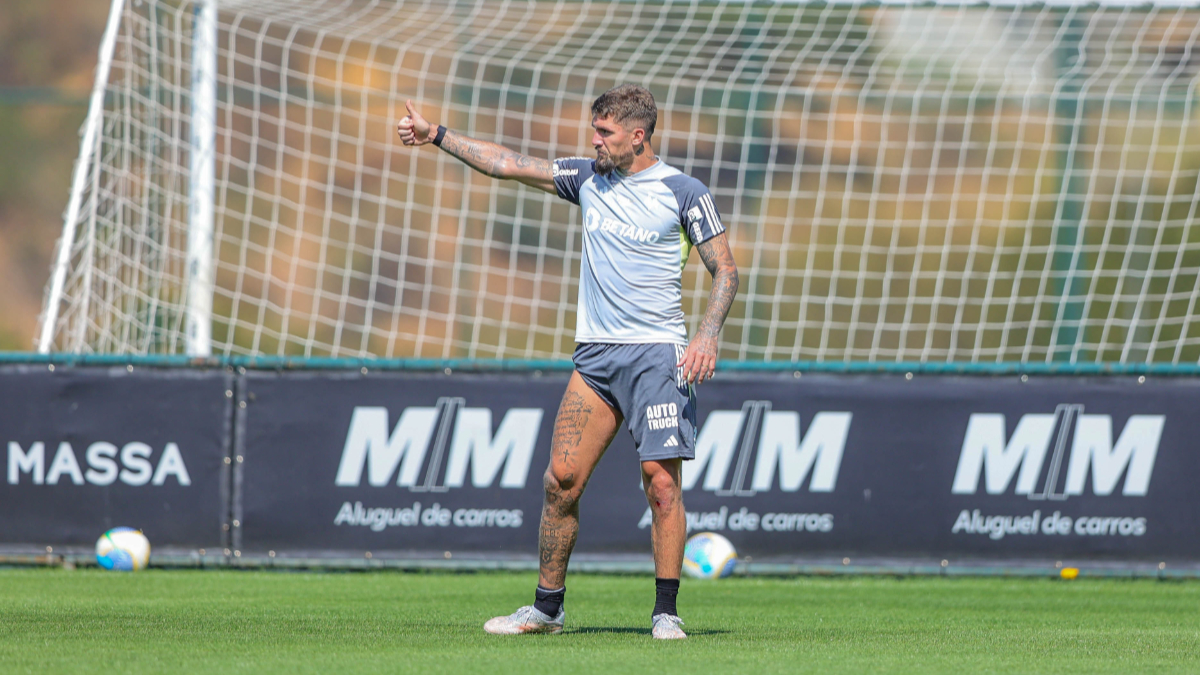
left=2, top=364, right=1195, bottom=561
left=236, top=370, right=1200, bottom=561
left=0, top=366, right=232, bottom=548
left=236, top=371, right=565, bottom=554
left=680, top=374, right=1199, bottom=560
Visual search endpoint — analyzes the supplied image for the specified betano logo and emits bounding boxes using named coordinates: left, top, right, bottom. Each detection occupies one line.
left=951, top=404, right=1163, bottom=499
left=684, top=401, right=852, bottom=495
left=583, top=207, right=661, bottom=243
left=335, top=397, right=543, bottom=490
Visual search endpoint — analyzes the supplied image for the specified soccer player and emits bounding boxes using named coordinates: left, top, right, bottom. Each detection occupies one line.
left=396, top=85, right=738, bottom=640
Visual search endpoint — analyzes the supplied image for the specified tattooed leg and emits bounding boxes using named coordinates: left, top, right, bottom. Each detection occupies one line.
left=538, top=371, right=621, bottom=589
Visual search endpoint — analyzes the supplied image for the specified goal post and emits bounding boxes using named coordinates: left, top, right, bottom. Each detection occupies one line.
left=37, top=0, right=127, bottom=355
left=38, top=0, right=1200, bottom=367
left=187, top=0, right=218, bottom=357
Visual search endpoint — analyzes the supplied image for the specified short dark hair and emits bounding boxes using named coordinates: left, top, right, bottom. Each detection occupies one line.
left=591, top=84, right=657, bottom=137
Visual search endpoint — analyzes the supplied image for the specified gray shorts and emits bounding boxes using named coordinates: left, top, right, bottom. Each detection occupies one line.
left=572, top=342, right=697, bottom=461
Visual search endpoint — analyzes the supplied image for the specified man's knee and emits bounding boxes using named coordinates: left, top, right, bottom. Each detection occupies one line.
left=643, top=463, right=681, bottom=510
left=543, top=468, right=581, bottom=510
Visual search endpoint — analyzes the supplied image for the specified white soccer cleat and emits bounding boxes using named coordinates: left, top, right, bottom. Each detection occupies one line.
left=483, top=605, right=565, bottom=635
left=651, top=613, right=687, bottom=640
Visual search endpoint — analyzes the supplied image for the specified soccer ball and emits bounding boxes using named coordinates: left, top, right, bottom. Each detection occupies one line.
left=95, top=528, right=151, bottom=571
left=683, top=531, right=737, bottom=579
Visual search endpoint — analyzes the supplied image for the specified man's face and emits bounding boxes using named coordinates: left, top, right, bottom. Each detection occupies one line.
left=591, top=116, right=639, bottom=176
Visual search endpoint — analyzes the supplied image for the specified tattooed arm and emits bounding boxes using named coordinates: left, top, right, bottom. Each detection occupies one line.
left=677, top=233, right=739, bottom=385
left=396, top=99, right=556, bottom=194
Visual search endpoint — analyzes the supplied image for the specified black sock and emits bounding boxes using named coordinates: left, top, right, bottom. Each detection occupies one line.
left=653, top=577, right=680, bottom=617
left=533, top=585, right=565, bottom=617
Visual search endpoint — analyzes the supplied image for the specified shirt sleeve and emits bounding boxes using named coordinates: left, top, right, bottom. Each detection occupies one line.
left=552, top=157, right=596, bottom=205
left=664, top=175, right=726, bottom=246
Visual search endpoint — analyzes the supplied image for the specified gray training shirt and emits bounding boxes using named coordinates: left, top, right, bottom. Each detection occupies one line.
left=552, top=157, right=726, bottom=345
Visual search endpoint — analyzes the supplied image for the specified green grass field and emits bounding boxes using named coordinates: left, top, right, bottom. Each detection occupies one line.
left=1, top=569, right=1197, bottom=674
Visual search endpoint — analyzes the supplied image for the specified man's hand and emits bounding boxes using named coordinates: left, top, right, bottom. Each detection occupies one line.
left=395, top=99, right=555, bottom=192
left=678, top=335, right=719, bottom=385
left=396, top=99, right=435, bottom=146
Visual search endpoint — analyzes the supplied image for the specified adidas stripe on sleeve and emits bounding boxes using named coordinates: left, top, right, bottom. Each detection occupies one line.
left=661, top=174, right=726, bottom=246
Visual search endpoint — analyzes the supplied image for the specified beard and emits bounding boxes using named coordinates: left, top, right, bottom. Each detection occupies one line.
left=594, top=147, right=633, bottom=176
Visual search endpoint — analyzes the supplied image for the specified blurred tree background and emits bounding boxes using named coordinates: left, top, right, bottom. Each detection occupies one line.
left=0, top=0, right=108, bottom=349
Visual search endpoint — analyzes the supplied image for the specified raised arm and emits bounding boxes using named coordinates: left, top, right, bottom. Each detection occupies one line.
left=677, top=232, right=739, bottom=385
left=396, top=99, right=556, bottom=194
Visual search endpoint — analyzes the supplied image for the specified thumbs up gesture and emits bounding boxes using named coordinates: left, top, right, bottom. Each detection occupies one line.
left=396, top=99, right=434, bottom=146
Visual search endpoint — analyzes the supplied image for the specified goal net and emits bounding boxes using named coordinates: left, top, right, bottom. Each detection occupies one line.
left=39, top=0, right=1200, bottom=365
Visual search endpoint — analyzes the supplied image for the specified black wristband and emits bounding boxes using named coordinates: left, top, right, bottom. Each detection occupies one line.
left=432, top=124, right=447, bottom=147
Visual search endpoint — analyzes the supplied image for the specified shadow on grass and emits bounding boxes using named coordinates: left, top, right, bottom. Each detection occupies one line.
left=568, top=626, right=730, bottom=636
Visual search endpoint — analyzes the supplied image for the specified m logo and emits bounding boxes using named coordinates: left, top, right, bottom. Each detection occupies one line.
left=682, top=401, right=852, bottom=495
left=334, top=398, right=543, bottom=490
left=951, top=405, right=1163, bottom=498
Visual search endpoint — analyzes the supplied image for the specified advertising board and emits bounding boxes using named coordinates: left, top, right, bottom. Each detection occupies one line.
left=0, top=366, right=232, bottom=548
left=235, top=371, right=1200, bottom=561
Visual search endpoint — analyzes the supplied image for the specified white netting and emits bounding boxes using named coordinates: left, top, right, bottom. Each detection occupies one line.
left=40, top=0, right=1200, bottom=364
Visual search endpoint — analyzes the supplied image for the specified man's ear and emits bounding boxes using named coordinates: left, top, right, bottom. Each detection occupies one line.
left=632, top=128, right=646, bottom=146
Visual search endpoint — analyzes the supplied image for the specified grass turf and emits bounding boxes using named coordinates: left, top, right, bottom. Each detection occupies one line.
left=0, top=569, right=1196, bottom=674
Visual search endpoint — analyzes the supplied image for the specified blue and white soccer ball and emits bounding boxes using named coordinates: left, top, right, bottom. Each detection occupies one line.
left=683, top=531, right=737, bottom=579
left=95, top=527, right=151, bottom=571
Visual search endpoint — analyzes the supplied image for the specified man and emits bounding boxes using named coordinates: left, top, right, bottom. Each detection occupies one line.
left=396, top=85, right=738, bottom=640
